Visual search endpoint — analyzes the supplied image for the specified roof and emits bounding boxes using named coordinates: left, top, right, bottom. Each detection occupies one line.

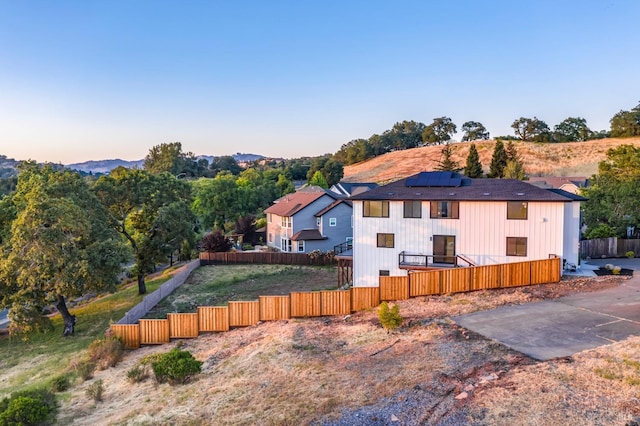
left=314, top=199, right=353, bottom=217
left=547, top=188, right=588, bottom=201
left=527, top=176, right=589, bottom=190
left=349, top=171, right=579, bottom=202
left=330, top=182, right=378, bottom=197
left=265, top=190, right=334, bottom=217
left=290, top=229, right=328, bottom=241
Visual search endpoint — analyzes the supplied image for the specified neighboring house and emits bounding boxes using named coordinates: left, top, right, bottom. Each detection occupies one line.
left=349, top=171, right=585, bottom=287
left=527, top=176, right=589, bottom=195
left=265, top=187, right=352, bottom=253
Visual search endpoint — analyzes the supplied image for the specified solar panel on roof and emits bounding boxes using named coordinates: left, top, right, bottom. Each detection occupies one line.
left=405, top=171, right=462, bottom=187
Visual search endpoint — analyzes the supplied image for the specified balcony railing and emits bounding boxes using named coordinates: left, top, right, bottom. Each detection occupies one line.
left=334, top=240, right=353, bottom=255
left=398, top=251, right=476, bottom=269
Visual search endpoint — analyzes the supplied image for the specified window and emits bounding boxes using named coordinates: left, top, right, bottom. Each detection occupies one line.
left=346, top=236, right=353, bottom=248
left=281, top=216, right=292, bottom=228
left=329, top=217, right=337, bottom=226
left=507, top=202, right=528, bottom=220
left=268, top=233, right=273, bottom=243
left=267, top=213, right=272, bottom=222
left=506, top=237, right=527, bottom=256
left=379, top=270, right=390, bottom=276
left=281, top=238, right=292, bottom=252
left=297, top=241, right=305, bottom=252
left=363, top=200, right=389, bottom=217
left=430, top=201, right=459, bottom=219
left=403, top=201, right=421, bottom=218
left=377, top=233, right=394, bottom=248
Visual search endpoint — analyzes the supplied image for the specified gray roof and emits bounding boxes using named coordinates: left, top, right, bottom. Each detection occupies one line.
left=349, top=171, right=579, bottom=202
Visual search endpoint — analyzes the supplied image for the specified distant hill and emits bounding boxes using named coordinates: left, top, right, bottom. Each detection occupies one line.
left=65, top=159, right=145, bottom=174
left=0, top=155, right=21, bottom=178
left=342, top=137, right=640, bottom=184
left=65, top=153, right=265, bottom=174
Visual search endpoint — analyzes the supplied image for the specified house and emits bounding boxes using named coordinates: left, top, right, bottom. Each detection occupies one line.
left=527, top=176, right=589, bottom=195
left=265, top=187, right=352, bottom=253
left=349, top=171, right=585, bottom=287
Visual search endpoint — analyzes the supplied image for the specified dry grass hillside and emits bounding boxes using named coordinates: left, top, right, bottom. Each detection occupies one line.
left=342, top=137, right=640, bottom=184
left=52, top=276, right=640, bottom=425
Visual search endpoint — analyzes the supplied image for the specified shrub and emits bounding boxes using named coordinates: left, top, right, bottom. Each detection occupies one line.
left=49, top=375, right=70, bottom=393
left=85, top=379, right=104, bottom=402
left=126, top=365, right=149, bottom=384
left=201, top=230, right=233, bottom=252
left=378, top=302, right=403, bottom=333
left=0, top=388, right=56, bottom=426
left=72, top=359, right=96, bottom=382
left=88, top=336, right=124, bottom=370
left=151, top=348, right=202, bottom=385
left=584, top=224, right=618, bottom=239
left=613, top=266, right=622, bottom=275
left=605, top=264, right=614, bottom=270
left=627, top=251, right=635, bottom=258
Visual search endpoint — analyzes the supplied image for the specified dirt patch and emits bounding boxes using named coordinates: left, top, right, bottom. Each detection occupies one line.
left=56, top=275, right=640, bottom=425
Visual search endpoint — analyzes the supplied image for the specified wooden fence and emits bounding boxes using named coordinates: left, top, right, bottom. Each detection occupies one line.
left=580, top=237, right=640, bottom=259
left=199, top=251, right=335, bottom=266
left=111, top=257, right=561, bottom=349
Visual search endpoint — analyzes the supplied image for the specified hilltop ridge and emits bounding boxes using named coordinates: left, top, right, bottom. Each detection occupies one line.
left=342, top=137, right=640, bottom=184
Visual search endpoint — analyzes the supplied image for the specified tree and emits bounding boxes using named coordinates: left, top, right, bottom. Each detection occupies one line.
left=235, top=215, right=257, bottom=245
left=511, top=117, right=551, bottom=142
left=610, top=103, right=640, bottom=138
left=306, top=156, right=344, bottom=187
left=503, top=141, right=526, bottom=179
left=553, top=117, right=593, bottom=142
left=582, top=145, right=640, bottom=237
left=488, top=140, right=507, bottom=178
left=0, top=164, right=127, bottom=336
left=435, top=144, right=461, bottom=172
left=461, top=121, right=490, bottom=141
left=210, top=156, right=242, bottom=176
left=383, top=120, right=427, bottom=150
left=422, top=117, right=457, bottom=145
left=143, top=142, right=197, bottom=176
left=94, top=167, right=196, bottom=294
left=464, top=143, right=483, bottom=178
left=309, top=171, right=329, bottom=188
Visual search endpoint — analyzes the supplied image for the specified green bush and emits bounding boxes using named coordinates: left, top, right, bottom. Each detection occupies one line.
left=0, top=388, right=56, bottom=426
left=151, top=348, right=203, bottom=385
left=49, top=375, right=70, bottom=393
left=627, top=251, right=635, bottom=258
left=126, top=365, right=149, bottom=384
left=584, top=224, right=618, bottom=240
left=88, top=336, right=124, bottom=370
left=378, top=302, right=403, bottom=333
left=85, top=379, right=104, bottom=402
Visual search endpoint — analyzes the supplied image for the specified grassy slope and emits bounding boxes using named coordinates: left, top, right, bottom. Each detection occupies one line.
left=342, top=137, right=640, bottom=183
left=0, top=273, right=171, bottom=398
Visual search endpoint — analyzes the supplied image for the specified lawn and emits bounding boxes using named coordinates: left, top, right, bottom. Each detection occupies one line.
left=144, top=264, right=338, bottom=318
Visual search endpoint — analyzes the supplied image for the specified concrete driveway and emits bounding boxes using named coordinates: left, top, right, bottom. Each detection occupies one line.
left=453, top=259, right=640, bottom=361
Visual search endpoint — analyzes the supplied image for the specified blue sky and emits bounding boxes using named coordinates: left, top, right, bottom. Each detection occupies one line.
left=1, top=1, right=639, bottom=163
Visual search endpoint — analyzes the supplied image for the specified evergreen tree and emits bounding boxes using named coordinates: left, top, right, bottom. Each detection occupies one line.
left=504, top=141, right=526, bottom=179
left=464, top=143, right=483, bottom=178
left=503, top=160, right=526, bottom=180
left=488, top=140, right=507, bottom=178
left=435, top=144, right=461, bottom=171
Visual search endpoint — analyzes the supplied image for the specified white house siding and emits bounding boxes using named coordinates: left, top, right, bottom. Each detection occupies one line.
left=353, top=200, right=568, bottom=287
left=562, top=201, right=581, bottom=266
